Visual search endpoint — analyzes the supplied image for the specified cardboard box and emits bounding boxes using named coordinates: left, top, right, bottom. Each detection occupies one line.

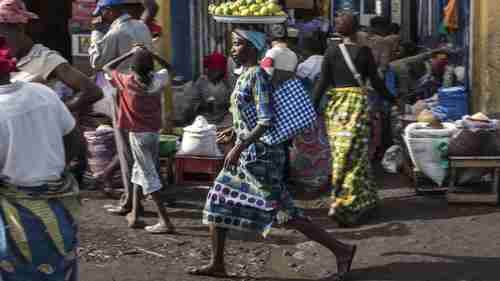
left=286, top=0, right=314, bottom=9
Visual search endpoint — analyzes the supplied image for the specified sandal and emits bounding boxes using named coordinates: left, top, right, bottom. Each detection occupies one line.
left=107, top=205, right=145, bottom=216
left=145, top=223, right=175, bottom=234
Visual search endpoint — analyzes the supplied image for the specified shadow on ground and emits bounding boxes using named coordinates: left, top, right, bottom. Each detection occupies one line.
left=351, top=252, right=500, bottom=281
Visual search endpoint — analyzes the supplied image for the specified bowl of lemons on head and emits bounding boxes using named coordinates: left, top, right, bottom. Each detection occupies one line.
left=210, top=0, right=288, bottom=24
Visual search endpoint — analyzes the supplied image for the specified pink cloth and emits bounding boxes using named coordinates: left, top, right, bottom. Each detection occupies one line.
left=0, top=0, right=38, bottom=24
left=0, top=36, right=17, bottom=75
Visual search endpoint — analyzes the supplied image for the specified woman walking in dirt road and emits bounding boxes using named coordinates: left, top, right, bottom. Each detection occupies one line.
left=313, top=12, right=396, bottom=227
left=188, top=28, right=357, bottom=281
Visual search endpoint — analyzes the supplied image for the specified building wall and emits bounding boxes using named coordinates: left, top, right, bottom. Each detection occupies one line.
left=471, top=1, right=500, bottom=113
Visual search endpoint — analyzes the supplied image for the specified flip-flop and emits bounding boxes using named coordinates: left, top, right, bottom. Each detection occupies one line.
left=107, top=206, right=130, bottom=216
left=145, top=223, right=175, bottom=234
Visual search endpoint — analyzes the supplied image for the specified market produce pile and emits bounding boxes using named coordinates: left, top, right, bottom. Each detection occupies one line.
left=209, top=0, right=287, bottom=17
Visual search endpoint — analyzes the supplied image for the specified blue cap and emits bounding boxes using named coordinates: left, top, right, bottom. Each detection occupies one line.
left=92, top=0, right=125, bottom=17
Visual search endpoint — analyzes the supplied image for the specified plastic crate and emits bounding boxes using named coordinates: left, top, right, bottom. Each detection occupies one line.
left=438, top=86, right=469, bottom=121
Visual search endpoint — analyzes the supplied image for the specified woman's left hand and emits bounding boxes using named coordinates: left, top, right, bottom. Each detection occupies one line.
left=224, top=144, right=244, bottom=172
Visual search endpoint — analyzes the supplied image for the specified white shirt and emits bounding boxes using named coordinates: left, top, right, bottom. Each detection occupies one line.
left=89, top=14, right=153, bottom=71
left=10, top=44, right=68, bottom=84
left=0, top=82, right=76, bottom=187
left=296, top=55, right=324, bottom=81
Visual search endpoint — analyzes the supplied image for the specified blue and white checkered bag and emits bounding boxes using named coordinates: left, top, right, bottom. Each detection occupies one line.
left=242, top=79, right=317, bottom=145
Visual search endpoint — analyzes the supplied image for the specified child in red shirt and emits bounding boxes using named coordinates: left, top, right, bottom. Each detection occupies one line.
left=104, top=45, right=174, bottom=233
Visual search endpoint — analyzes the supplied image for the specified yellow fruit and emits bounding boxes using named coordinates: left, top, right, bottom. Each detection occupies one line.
left=256, top=0, right=264, bottom=4
left=267, top=3, right=280, bottom=13
left=260, top=6, right=269, bottom=16
left=245, top=0, right=255, bottom=5
left=223, top=7, right=232, bottom=15
left=254, top=12, right=261, bottom=16
left=276, top=11, right=286, bottom=16
left=249, top=4, right=259, bottom=12
left=215, top=7, right=224, bottom=15
left=240, top=9, right=250, bottom=16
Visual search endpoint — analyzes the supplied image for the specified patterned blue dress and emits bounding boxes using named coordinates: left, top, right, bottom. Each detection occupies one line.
left=202, top=66, right=303, bottom=237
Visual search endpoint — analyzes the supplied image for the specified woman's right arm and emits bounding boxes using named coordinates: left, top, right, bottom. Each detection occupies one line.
left=312, top=47, right=334, bottom=111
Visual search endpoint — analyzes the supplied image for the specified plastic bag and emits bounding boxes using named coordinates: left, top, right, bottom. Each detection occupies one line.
left=405, top=122, right=457, bottom=138
left=382, top=145, right=403, bottom=174
left=178, top=116, right=222, bottom=157
left=405, top=137, right=449, bottom=186
left=92, top=72, right=116, bottom=118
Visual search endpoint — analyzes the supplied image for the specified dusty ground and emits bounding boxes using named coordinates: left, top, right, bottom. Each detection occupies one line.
left=78, top=171, right=500, bottom=281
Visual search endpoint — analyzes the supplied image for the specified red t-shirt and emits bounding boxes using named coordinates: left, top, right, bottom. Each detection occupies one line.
left=111, top=70, right=165, bottom=132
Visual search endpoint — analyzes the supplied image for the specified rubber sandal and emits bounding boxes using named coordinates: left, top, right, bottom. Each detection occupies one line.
left=145, top=223, right=175, bottom=234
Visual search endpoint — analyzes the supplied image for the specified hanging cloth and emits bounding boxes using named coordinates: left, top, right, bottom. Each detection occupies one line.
left=442, top=0, right=459, bottom=33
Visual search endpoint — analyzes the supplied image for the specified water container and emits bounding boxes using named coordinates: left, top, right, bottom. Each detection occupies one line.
left=438, top=86, right=469, bottom=121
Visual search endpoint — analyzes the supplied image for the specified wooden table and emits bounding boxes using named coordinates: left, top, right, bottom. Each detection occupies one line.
left=447, top=156, right=500, bottom=205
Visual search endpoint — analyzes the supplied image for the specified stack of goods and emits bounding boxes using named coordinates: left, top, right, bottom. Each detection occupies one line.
left=208, top=0, right=287, bottom=17
left=82, top=125, right=123, bottom=191
left=448, top=113, right=500, bottom=157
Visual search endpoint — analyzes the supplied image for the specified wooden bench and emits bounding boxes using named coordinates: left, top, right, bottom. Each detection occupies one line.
left=447, top=156, right=500, bottom=205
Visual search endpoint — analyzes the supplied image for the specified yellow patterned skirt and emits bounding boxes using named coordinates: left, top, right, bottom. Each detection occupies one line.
left=0, top=174, right=80, bottom=281
left=323, top=87, right=379, bottom=226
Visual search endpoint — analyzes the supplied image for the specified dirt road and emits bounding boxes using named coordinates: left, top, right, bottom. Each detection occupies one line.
left=79, top=173, right=500, bottom=281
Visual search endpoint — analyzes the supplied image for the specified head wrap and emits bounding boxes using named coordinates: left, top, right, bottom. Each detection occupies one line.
left=233, top=29, right=267, bottom=54
left=0, top=0, right=38, bottom=24
left=0, top=36, right=17, bottom=75
left=204, top=52, right=227, bottom=74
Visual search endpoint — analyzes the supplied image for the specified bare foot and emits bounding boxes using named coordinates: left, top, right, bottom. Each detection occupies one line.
left=126, top=212, right=140, bottom=229
left=187, top=264, right=228, bottom=277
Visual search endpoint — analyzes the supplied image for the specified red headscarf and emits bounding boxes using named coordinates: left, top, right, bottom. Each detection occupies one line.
left=0, top=36, right=17, bottom=75
left=203, top=52, right=227, bottom=75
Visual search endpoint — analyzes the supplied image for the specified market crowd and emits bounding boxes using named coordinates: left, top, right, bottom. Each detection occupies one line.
left=0, top=0, right=460, bottom=280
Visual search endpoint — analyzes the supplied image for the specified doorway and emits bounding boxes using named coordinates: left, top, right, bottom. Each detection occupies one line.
left=23, top=0, right=72, bottom=60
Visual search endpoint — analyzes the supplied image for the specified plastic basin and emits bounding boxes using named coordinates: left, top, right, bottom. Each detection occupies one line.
left=159, top=135, right=179, bottom=157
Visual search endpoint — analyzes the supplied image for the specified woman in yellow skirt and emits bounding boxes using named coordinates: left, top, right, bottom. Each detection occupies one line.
left=313, top=12, right=396, bottom=226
